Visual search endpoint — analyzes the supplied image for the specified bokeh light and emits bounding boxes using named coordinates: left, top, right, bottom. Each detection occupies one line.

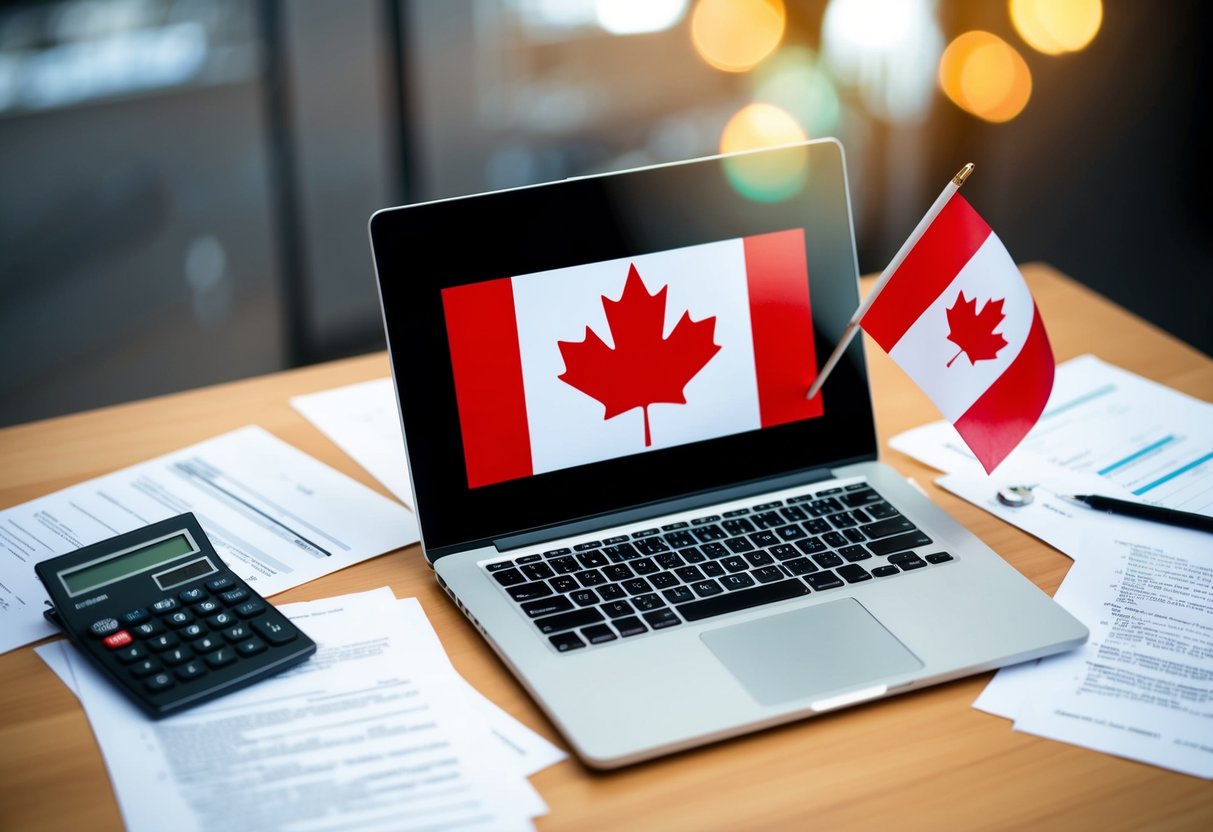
left=690, top=0, right=785, bottom=73
left=1009, top=0, right=1102, bottom=55
left=719, top=103, right=807, bottom=202
left=595, top=0, right=688, bottom=36
left=752, top=46, right=841, bottom=137
left=939, top=31, right=1032, bottom=123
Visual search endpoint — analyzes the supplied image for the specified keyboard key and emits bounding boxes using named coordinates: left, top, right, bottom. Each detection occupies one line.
left=836, top=564, right=872, bottom=584
left=691, top=515, right=721, bottom=525
left=250, top=616, right=296, bottom=645
left=744, top=550, right=774, bottom=568
left=753, top=500, right=783, bottom=510
left=860, top=516, right=916, bottom=539
left=597, top=583, right=627, bottom=601
left=581, top=624, right=617, bottom=644
left=662, top=586, right=695, bottom=604
left=700, top=561, right=725, bottom=578
left=677, top=579, right=808, bottom=621
left=485, top=560, right=515, bottom=572
left=783, top=557, right=818, bottom=576
left=700, top=542, right=728, bottom=558
left=655, top=551, right=685, bottom=569
left=843, top=528, right=867, bottom=544
left=869, top=531, right=932, bottom=556
left=643, top=609, right=681, bottom=629
left=575, top=569, right=607, bottom=587
left=723, top=507, right=751, bottom=517
left=839, top=545, right=871, bottom=562
left=550, top=576, right=579, bottom=593
left=888, top=552, right=928, bottom=570
left=813, top=552, right=843, bottom=568
left=631, top=593, right=665, bottom=612
left=632, top=528, right=660, bottom=538
left=803, top=518, right=831, bottom=535
left=543, top=547, right=571, bottom=558
left=603, top=543, right=639, bottom=561
left=522, top=597, right=574, bottom=618
left=720, top=573, right=756, bottom=590
left=236, top=638, right=267, bottom=657
left=752, top=566, right=784, bottom=583
left=664, top=531, right=696, bottom=548
left=569, top=589, right=600, bottom=607
left=492, top=568, right=527, bottom=587
left=796, top=537, right=827, bottom=555
left=549, top=632, right=586, bottom=652
left=822, top=532, right=849, bottom=548
left=521, top=562, right=555, bottom=581
left=661, top=521, right=689, bottom=530
left=926, top=552, right=954, bottom=564
left=507, top=581, right=552, bottom=602
left=648, top=572, right=679, bottom=590
left=603, top=535, right=629, bottom=545
left=843, top=488, right=880, bottom=506
left=601, top=600, right=634, bottom=618
left=615, top=617, right=648, bottom=637
left=534, top=608, right=604, bottom=634
left=750, top=511, right=784, bottom=529
left=234, top=599, right=267, bottom=619
left=774, top=525, right=807, bottom=542
left=145, top=672, right=175, bottom=692
left=550, top=556, right=582, bottom=574
left=574, top=541, right=602, bottom=551
left=634, top=538, right=670, bottom=555
left=872, top=565, right=900, bottom=577
left=577, top=550, right=608, bottom=568
left=865, top=501, right=900, bottom=520
left=748, top=531, right=779, bottom=548
left=724, top=537, right=756, bottom=554
left=691, top=580, right=723, bottom=597
left=175, top=661, right=207, bottom=682
left=769, top=544, right=800, bottom=561
left=805, top=572, right=844, bottom=591
left=691, top=525, right=727, bottom=543
left=721, top=556, right=749, bottom=573
left=603, top=564, right=634, bottom=581
left=675, top=565, right=705, bottom=582
left=515, top=554, right=543, bottom=564
left=622, top=578, right=652, bottom=595
left=678, top=546, right=707, bottom=563
left=779, top=506, right=808, bottom=522
left=204, top=647, right=238, bottom=668
left=722, top=518, right=757, bottom=536
left=631, top=558, right=660, bottom=575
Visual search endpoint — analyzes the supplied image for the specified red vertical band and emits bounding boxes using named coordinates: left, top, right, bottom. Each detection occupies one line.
left=743, top=229, right=825, bottom=427
left=861, top=194, right=992, bottom=352
left=442, top=278, right=533, bottom=488
left=953, top=305, right=1055, bottom=473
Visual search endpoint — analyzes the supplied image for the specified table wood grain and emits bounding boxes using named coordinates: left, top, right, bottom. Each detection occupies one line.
left=1, top=264, right=1210, bottom=831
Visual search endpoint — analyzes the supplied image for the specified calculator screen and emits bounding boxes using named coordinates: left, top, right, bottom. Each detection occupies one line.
left=61, top=532, right=196, bottom=596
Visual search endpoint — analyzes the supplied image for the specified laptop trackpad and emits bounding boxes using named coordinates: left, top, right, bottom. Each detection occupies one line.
left=700, top=599, right=923, bottom=707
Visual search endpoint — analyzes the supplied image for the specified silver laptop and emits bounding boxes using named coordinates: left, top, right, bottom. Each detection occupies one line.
left=369, top=139, right=1086, bottom=768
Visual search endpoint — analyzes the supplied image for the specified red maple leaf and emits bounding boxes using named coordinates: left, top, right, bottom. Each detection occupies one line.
left=945, top=290, right=1008, bottom=367
left=557, top=264, right=721, bottom=447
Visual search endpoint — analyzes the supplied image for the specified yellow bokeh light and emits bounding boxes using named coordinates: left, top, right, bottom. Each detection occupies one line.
left=938, top=31, right=1032, bottom=123
left=691, top=0, right=785, bottom=73
left=1010, top=0, right=1102, bottom=55
left=719, top=103, right=807, bottom=202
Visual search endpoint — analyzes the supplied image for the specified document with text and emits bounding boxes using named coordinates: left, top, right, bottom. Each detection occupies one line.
left=0, top=426, right=419, bottom=654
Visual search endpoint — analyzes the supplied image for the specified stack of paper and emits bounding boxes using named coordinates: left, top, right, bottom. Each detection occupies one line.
left=38, top=588, right=566, bottom=831
left=890, top=355, right=1213, bottom=779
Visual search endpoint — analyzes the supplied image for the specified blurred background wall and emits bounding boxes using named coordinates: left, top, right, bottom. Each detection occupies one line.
left=1, top=0, right=1209, bottom=428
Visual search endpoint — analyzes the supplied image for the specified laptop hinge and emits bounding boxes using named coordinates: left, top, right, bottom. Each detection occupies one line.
left=492, top=467, right=836, bottom=553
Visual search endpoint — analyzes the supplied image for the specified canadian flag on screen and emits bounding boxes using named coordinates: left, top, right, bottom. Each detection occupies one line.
left=442, top=230, right=823, bottom=488
left=859, top=193, right=1054, bottom=473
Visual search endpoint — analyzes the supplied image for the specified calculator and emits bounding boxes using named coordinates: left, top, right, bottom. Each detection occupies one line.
left=36, top=512, right=316, bottom=718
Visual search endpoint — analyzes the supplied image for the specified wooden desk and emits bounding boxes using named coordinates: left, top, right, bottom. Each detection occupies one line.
left=2, top=264, right=1210, bottom=830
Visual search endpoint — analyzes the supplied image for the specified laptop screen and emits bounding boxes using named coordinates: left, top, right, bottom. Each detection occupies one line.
left=372, top=139, right=877, bottom=554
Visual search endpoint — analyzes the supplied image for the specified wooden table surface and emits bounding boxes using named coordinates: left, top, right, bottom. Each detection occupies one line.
left=1, top=263, right=1210, bottom=830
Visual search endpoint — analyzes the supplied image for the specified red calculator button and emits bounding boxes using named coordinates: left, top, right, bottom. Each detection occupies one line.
left=103, top=630, right=133, bottom=649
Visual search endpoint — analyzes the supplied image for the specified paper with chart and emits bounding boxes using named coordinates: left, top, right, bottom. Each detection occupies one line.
left=0, top=426, right=419, bottom=654
left=977, top=519, right=1213, bottom=779
left=890, top=354, right=1213, bottom=513
left=291, top=378, right=414, bottom=507
left=37, top=589, right=553, bottom=831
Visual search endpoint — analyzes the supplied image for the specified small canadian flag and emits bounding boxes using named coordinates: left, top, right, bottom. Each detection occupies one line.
left=442, top=230, right=824, bottom=488
left=859, top=191, right=1054, bottom=473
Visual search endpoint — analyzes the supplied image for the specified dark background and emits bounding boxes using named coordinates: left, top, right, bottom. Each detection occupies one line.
left=1, top=0, right=1209, bottom=428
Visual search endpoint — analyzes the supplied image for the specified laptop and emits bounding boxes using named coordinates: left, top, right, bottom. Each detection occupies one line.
left=368, top=138, right=1087, bottom=769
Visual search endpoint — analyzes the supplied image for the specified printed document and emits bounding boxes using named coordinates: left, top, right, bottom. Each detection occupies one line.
left=38, top=588, right=560, bottom=831
left=291, top=378, right=413, bottom=507
left=0, top=426, right=419, bottom=654
left=890, top=354, right=1213, bottom=513
left=975, top=518, right=1213, bottom=778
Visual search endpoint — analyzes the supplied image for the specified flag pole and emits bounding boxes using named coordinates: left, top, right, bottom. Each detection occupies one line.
left=806, top=162, right=975, bottom=400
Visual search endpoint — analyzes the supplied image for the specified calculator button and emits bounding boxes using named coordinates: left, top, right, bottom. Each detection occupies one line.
left=112, top=643, right=147, bottom=663
left=120, top=609, right=150, bottom=626
left=204, top=647, right=237, bottom=668
left=206, top=576, right=235, bottom=592
left=190, top=635, right=223, bottom=654
left=206, top=611, right=237, bottom=629
left=223, top=624, right=252, bottom=643
left=150, top=597, right=179, bottom=614
left=234, top=599, right=267, bottom=619
left=194, top=599, right=222, bottom=616
left=251, top=616, right=296, bottom=645
left=132, top=621, right=164, bottom=638
left=220, top=588, right=250, bottom=606
left=166, top=610, right=195, bottom=629
left=236, top=638, right=267, bottom=657
left=102, top=630, right=133, bottom=649
left=145, top=672, right=175, bottom=692
left=178, top=587, right=207, bottom=604
left=129, top=658, right=162, bottom=677
left=175, top=661, right=208, bottom=682
left=89, top=618, right=120, bottom=637
left=180, top=623, right=206, bottom=639
left=146, top=633, right=180, bottom=652
left=161, top=647, right=192, bottom=667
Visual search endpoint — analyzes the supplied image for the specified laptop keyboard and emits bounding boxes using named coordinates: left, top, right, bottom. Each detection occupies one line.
left=483, top=481, right=955, bottom=654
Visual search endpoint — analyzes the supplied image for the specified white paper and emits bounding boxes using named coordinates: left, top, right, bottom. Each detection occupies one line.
left=0, top=426, right=419, bottom=654
left=890, top=355, right=1213, bottom=513
left=291, top=379, right=414, bottom=508
left=38, top=589, right=548, bottom=831
left=1010, top=523, right=1213, bottom=778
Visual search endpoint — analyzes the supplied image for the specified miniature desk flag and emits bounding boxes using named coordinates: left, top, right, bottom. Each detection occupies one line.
left=809, top=164, right=1054, bottom=473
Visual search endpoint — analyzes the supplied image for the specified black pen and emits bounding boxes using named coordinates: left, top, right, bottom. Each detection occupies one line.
left=1060, top=494, right=1213, bottom=534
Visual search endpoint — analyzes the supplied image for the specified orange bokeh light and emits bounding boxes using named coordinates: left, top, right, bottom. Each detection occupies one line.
left=720, top=102, right=806, bottom=153
left=691, top=0, right=785, bottom=73
left=1009, top=0, right=1102, bottom=55
left=938, top=31, right=1032, bottom=123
